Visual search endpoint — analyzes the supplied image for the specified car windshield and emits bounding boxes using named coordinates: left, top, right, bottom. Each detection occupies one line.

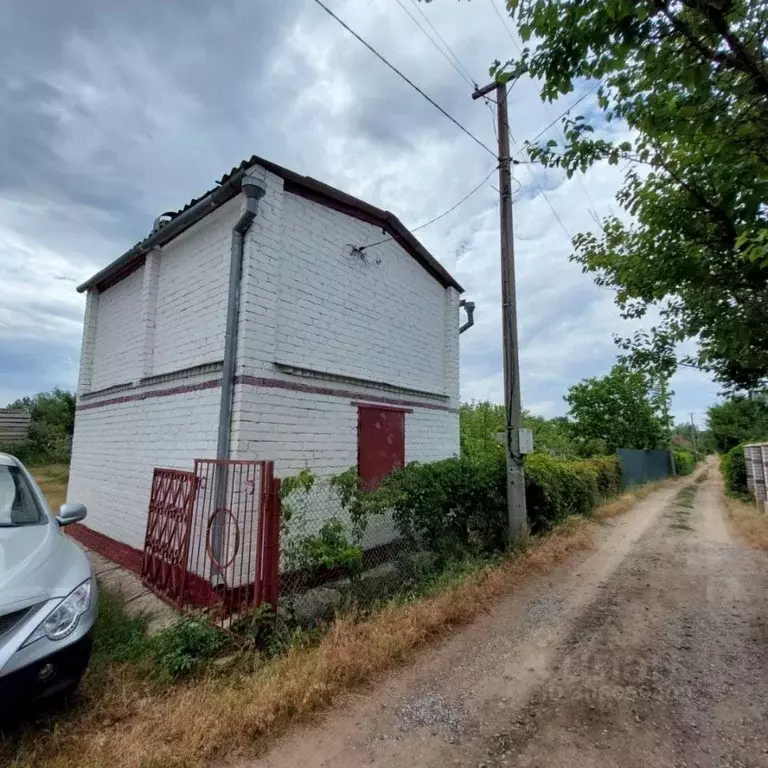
left=0, top=464, right=45, bottom=527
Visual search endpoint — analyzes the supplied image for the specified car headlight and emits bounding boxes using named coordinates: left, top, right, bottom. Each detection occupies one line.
left=23, top=580, right=92, bottom=646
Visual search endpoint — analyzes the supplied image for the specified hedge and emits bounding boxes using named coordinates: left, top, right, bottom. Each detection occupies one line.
left=672, top=449, right=696, bottom=476
left=524, top=454, right=622, bottom=531
left=376, top=453, right=623, bottom=561
left=721, top=444, right=749, bottom=497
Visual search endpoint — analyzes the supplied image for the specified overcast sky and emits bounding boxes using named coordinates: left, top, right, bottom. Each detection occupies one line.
left=0, top=0, right=720, bottom=427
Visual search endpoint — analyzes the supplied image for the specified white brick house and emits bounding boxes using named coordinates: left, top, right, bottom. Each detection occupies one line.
left=67, top=156, right=469, bottom=569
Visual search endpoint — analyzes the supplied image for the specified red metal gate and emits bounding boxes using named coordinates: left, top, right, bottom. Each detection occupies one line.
left=142, top=459, right=280, bottom=625
left=141, top=468, right=199, bottom=606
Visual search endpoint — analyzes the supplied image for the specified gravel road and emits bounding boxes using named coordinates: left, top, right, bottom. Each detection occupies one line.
left=238, top=462, right=768, bottom=768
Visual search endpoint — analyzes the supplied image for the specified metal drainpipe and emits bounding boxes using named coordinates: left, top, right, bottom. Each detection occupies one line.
left=211, top=174, right=267, bottom=584
left=459, top=299, right=475, bottom=334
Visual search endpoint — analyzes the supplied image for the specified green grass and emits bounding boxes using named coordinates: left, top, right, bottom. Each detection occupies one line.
left=674, top=486, right=697, bottom=508
left=668, top=484, right=698, bottom=532
left=695, top=470, right=709, bottom=484
left=30, top=464, right=70, bottom=510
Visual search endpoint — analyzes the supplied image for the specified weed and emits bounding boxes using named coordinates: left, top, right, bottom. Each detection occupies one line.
left=695, top=470, right=709, bottom=484
left=592, top=480, right=665, bottom=520
left=725, top=496, right=768, bottom=549
left=8, top=476, right=670, bottom=768
left=3, top=514, right=595, bottom=768
left=674, top=486, right=697, bottom=509
left=671, top=522, right=694, bottom=531
left=150, top=618, right=230, bottom=680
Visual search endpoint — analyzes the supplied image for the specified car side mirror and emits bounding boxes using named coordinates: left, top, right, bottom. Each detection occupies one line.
left=57, top=503, right=87, bottom=527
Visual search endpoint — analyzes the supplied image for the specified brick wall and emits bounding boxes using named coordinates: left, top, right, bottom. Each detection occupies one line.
left=232, top=162, right=460, bottom=475
left=90, top=267, right=144, bottom=390
left=152, top=198, right=239, bottom=375
left=67, top=372, right=220, bottom=550
left=273, top=193, right=448, bottom=396
left=71, top=161, right=461, bottom=555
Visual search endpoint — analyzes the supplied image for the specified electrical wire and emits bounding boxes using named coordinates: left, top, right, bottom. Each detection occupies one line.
left=312, top=0, right=497, bottom=160
left=358, top=164, right=500, bottom=250
left=486, top=0, right=519, bottom=47
left=509, top=134, right=573, bottom=241
left=407, top=0, right=477, bottom=86
left=482, top=0, right=603, bottom=228
left=391, top=0, right=475, bottom=87
left=512, top=81, right=602, bottom=160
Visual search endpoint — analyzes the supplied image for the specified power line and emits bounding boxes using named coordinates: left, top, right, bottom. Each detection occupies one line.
left=481, top=0, right=600, bottom=235
left=512, top=81, right=602, bottom=159
left=486, top=0, right=519, bottom=48
left=392, top=0, right=474, bottom=87
left=407, top=0, right=477, bottom=86
left=508, top=133, right=573, bottom=241
left=312, top=0, right=497, bottom=160
left=358, top=164, right=499, bottom=250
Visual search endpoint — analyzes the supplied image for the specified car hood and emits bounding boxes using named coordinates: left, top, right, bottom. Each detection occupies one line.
left=0, top=525, right=91, bottom=612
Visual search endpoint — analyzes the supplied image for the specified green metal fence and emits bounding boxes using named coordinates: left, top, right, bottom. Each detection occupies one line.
left=616, top=448, right=674, bottom=487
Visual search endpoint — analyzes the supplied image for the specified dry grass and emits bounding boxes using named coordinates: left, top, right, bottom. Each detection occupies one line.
left=7, top=518, right=593, bottom=768
left=30, top=464, right=69, bottom=509
left=725, top=496, right=768, bottom=550
left=592, top=480, right=665, bottom=520
left=7, top=473, right=666, bottom=768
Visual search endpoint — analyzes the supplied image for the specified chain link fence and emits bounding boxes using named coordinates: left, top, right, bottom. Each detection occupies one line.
left=276, top=473, right=431, bottom=630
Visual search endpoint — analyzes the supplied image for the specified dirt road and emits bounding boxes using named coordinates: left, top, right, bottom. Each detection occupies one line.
left=241, top=463, right=768, bottom=767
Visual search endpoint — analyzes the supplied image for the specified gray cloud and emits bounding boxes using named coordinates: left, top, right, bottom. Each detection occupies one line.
left=0, top=0, right=719, bottom=422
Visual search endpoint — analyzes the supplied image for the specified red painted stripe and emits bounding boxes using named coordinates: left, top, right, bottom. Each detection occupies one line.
left=76, top=374, right=456, bottom=413
left=66, top=523, right=144, bottom=575
left=77, top=378, right=221, bottom=411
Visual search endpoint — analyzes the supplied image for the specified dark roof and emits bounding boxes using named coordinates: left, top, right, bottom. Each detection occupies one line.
left=78, top=155, right=463, bottom=293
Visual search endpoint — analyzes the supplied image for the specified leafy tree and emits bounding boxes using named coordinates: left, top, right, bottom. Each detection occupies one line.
left=5, top=388, right=75, bottom=463
left=491, top=0, right=768, bottom=391
left=707, top=394, right=768, bottom=452
left=9, top=388, right=76, bottom=437
left=564, top=364, right=672, bottom=451
left=460, top=401, right=580, bottom=459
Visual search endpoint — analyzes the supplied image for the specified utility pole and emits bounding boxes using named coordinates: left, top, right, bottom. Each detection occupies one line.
left=689, top=413, right=699, bottom=457
left=473, top=80, right=528, bottom=541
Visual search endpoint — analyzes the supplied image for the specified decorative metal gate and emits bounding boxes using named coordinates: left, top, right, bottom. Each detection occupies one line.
left=142, top=459, right=280, bottom=626
left=141, top=468, right=199, bottom=606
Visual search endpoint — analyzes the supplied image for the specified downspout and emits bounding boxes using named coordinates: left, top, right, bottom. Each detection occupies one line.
left=459, top=299, right=475, bottom=334
left=212, top=174, right=267, bottom=583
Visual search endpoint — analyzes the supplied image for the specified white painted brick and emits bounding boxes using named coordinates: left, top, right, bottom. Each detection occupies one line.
left=68, top=379, right=220, bottom=549
left=72, top=162, right=461, bottom=553
left=90, top=268, right=143, bottom=390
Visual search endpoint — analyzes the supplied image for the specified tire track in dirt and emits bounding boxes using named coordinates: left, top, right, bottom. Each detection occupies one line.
left=235, top=466, right=763, bottom=768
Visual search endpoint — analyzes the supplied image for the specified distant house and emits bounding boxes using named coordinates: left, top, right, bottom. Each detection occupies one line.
left=67, top=155, right=470, bottom=566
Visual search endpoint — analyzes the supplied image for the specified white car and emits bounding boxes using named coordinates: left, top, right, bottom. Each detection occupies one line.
left=0, top=452, right=97, bottom=705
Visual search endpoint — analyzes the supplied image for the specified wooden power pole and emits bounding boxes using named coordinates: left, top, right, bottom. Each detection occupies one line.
left=473, top=80, right=528, bottom=541
left=690, top=413, right=699, bottom=457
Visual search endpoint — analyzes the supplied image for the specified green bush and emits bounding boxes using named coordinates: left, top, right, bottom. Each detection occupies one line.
left=150, top=618, right=229, bottom=680
left=384, top=454, right=507, bottom=562
left=281, top=453, right=625, bottom=574
left=721, top=444, right=749, bottom=497
left=578, top=456, right=623, bottom=497
left=0, top=439, right=51, bottom=466
left=382, top=453, right=623, bottom=547
left=673, top=449, right=696, bottom=476
left=525, top=454, right=597, bottom=531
